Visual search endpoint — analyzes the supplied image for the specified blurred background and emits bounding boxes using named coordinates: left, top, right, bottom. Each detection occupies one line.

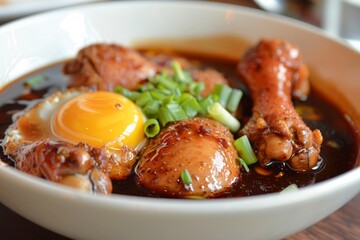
left=0, top=0, right=359, bottom=50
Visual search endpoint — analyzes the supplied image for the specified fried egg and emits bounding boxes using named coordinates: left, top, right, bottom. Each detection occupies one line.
left=6, top=89, right=146, bottom=156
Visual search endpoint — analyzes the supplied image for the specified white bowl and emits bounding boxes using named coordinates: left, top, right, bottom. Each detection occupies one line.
left=0, top=0, right=105, bottom=21
left=0, top=1, right=359, bottom=240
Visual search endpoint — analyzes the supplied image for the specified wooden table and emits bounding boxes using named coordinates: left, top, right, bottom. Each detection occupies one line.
left=0, top=0, right=359, bottom=239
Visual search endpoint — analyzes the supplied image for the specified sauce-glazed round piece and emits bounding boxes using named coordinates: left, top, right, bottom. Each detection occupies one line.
left=136, top=117, right=240, bottom=198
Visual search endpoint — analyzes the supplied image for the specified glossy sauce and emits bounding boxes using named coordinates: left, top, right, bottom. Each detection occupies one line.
left=0, top=52, right=358, bottom=198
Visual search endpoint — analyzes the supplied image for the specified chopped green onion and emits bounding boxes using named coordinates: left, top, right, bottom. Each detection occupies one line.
left=177, top=82, right=187, bottom=93
left=212, top=84, right=232, bottom=107
left=129, top=92, right=141, bottom=101
left=237, top=158, right=250, bottom=172
left=163, top=95, right=180, bottom=105
left=179, top=93, right=192, bottom=103
left=144, top=119, right=161, bottom=138
left=183, top=71, right=193, bottom=83
left=166, top=103, right=188, bottom=121
left=136, top=92, right=153, bottom=107
left=115, top=86, right=132, bottom=98
left=158, top=106, right=175, bottom=126
left=149, top=90, right=166, bottom=101
left=151, top=70, right=168, bottom=84
left=181, top=169, right=192, bottom=185
left=172, top=87, right=182, bottom=96
left=114, top=86, right=140, bottom=101
left=138, top=83, right=155, bottom=92
left=189, top=82, right=205, bottom=98
left=115, top=85, right=127, bottom=94
left=143, top=100, right=161, bottom=116
left=280, top=184, right=299, bottom=194
left=114, top=60, right=245, bottom=138
left=207, top=102, right=240, bottom=132
left=226, top=89, right=243, bottom=113
left=234, top=135, right=258, bottom=165
left=25, top=75, right=46, bottom=89
left=171, top=61, right=186, bottom=82
left=158, top=77, right=178, bottom=90
left=180, top=96, right=201, bottom=118
left=156, top=88, right=172, bottom=96
left=199, top=94, right=217, bottom=115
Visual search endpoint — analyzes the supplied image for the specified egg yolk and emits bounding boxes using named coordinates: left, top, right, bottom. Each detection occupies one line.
left=52, top=91, right=145, bottom=148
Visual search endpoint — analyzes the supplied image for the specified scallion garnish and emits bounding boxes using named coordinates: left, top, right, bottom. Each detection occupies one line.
left=24, top=75, right=46, bottom=89
left=136, top=91, right=153, bottom=107
left=149, top=90, right=166, bottom=101
left=138, top=83, right=155, bottom=92
left=207, top=102, right=240, bottom=132
left=237, top=158, right=250, bottom=172
left=167, top=103, right=188, bottom=121
left=189, top=82, right=205, bottom=98
left=212, top=84, right=233, bottom=107
left=199, top=94, right=217, bottom=115
left=226, top=89, right=243, bottom=113
left=158, top=77, right=178, bottom=90
left=115, top=86, right=140, bottom=101
left=181, top=169, right=193, bottom=185
left=143, top=100, right=161, bottom=117
left=144, top=119, right=161, bottom=138
left=171, top=61, right=186, bottom=82
left=180, top=95, right=201, bottom=118
left=163, top=95, right=180, bottom=105
left=234, top=135, right=258, bottom=165
left=115, top=61, right=243, bottom=137
left=158, top=106, right=175, bottom=126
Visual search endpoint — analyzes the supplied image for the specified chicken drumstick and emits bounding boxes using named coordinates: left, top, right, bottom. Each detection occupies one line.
left=237, top=39, right=323, bottom=171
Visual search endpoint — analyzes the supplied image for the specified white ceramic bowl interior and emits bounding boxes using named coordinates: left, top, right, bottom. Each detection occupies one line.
left=0, top=1, right=359, bottom=240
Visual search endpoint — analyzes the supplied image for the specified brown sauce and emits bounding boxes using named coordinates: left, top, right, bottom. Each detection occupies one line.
left=0, top=51, right=358, bottom=198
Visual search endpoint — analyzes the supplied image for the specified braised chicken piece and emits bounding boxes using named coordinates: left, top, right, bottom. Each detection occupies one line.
left=192, top=69, right=229, bottom=97
left=64, top=43, right=228, bottom=96
left=3, top=139, right=113, bottom=194
left=237, top=39, right=323, bottom=171
left=136, top=117, right=240, bottom=198
left=3, top=135, right=138, bottom=194
left=63, top=44, right=158, bottom=91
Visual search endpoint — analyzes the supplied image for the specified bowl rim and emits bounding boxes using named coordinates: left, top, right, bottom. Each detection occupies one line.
left=0, top=0, right=360, bottom=213
left=1, top=161, right=359, bottom=212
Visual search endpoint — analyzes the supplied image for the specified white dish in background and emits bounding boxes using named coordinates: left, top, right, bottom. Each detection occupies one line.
left=0, top=0, right=103, bottom=20
left=0, top=1, right=359, bottom=240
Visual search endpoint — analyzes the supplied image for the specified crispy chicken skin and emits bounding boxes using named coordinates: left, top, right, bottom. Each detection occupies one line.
left=136, top=117, right=240, bottom=198
left=63, top=44, right=158, bottom=91
left=237, top=39, right=323, bottom=171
